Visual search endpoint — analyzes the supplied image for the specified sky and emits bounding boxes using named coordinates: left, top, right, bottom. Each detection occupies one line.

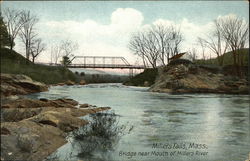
left=1, top=1, right=249, bottom=65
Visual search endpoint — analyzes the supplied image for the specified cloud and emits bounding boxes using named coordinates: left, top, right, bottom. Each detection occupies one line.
left=180, top=18, right=214, bottom=47
left=111, top=8, right=144, bottom=33
left=42, top=8, right=143, bottom=40
left=152, top=18, right=175, bottom=27
left=34, top=8, right=144, bottom=63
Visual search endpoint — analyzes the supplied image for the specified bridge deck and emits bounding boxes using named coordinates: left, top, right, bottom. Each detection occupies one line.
left=39, top=63, right=146, bottom=69
left=68, top=64, right=145, bottom=69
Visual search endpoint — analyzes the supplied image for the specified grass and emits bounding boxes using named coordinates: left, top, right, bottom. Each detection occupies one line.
left=0, top=48, right=77, bottom=84
left=123, top=68, right=158, bottom=86
left=195, top=48, right=249, bottom=66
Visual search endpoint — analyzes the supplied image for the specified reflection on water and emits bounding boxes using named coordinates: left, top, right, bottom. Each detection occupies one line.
left=28, top=83, right=249, bottom=161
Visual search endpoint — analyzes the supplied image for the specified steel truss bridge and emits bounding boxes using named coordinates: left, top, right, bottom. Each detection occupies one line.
left=68, top=56, right=145, bottom=69
left=43, top=56, right=147, bottom=69
left=39, top=56, right=149, bottom=76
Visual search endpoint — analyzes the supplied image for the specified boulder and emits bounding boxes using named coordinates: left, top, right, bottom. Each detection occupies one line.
left=238, top=85, right=249, bottom=94
left=1, top=98, right=78, bottom=109
left=0, top=74, right=48, bottom=97
left=144, top=81, right=150, bottom=87
left=1, top=105, right=111, bottom=122
left=1, top=108, right=42, bottom=122
left=79, top=103, right=89, bottom=108
left=65, top=80, right=75, bottom=85
left=26, top=111, right=88, bottom=132
left=79, top=80, right=86, bottom=85
left=56, top=83, right=65, bottom=86
left=1, top=120, right=66, bottom=161
left=40, top=106, right=111, bottom=118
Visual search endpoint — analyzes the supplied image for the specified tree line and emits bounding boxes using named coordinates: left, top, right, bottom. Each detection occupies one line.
left=128, top=15, right=248, bottom=76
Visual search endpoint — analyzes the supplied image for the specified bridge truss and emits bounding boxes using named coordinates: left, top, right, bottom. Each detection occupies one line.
left=68, top=56, right=145, bottom=69
left=40, top=56, right=147, bottom=77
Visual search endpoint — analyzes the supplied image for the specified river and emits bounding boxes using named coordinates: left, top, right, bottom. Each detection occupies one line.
left=27, top=83, right=249, bottom=161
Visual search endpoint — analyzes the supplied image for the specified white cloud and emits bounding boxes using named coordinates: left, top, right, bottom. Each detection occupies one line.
left=111, top=8, right=144, bottom=33
left=180, top=18, right=214, bottom=50
left=152, top=18, right=175, bottom=27
left=33, top=8, right=144, bottom=63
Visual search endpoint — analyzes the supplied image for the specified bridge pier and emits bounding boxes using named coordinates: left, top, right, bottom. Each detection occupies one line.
left=129, top=69, right=134, bottom=78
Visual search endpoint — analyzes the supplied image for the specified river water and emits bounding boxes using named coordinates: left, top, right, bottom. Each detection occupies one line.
left=28, top=83, right=249, bottom=161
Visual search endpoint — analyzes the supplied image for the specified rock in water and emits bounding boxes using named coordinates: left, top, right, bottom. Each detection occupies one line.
left=0, top=74, right=48, bottom=97
left=79, top=79, right=86, bottom=85
left=79, top=103, right=89, bottom=108
left=149, top=62, right=249, bottom=94
left=65, top=80, right=75, bottom=85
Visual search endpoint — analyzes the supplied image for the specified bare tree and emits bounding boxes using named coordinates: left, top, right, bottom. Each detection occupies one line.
left=199, top=26, right=229, bottom=66
left=60, top=39, right=78, bottom=57
left=3, top=8, right=25, bottom=50
left=50, top=45, right=62, bottom=64
left=151, top=24, right=183, bottom=65
left=19, top=10, right=38, bottom=62
left=143, top=31, right=160, bottom=68
left=215, top=15, right=249, bottom=75
left=167, top=26, right=183, bottom=63
left=187, top=47, right=197, bottom=62
left=129, top=31, right=159, bottom=68
left=129, top=24, right=183, bottom=68
left=30, top=38, right=46, bottom=63
left=151, top=24, right=171, bottom=65
left=129, top=32, right=148, bottom=68
left=197, top=37, right=207, bottom=60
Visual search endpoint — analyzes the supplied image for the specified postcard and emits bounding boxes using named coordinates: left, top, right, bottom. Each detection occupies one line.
left=1, top=1, right=249, bottom=161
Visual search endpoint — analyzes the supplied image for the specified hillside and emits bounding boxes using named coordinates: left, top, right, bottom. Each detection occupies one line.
left=195, top=48, right=249, bottom=66
left=0, top=48, right=76, bottom=84
left=123, top=68, right=158, bottom=86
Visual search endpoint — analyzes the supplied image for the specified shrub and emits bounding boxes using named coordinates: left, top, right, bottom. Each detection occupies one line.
left=168, top=59, right=193, bottom=66
left=70, top=111, right=132, bottom=157
left=80, top=72, right=85, bottom=77
left=123, top=68, right=158, bottom=86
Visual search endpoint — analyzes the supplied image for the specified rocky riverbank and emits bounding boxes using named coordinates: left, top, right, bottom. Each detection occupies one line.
left=1, top=97, right=110, bottom=161
left=0, top=74, right=48, bottom=98
left=149, top=59, right=249, bottom=94
left=0, top=73, right=110, bottom=161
